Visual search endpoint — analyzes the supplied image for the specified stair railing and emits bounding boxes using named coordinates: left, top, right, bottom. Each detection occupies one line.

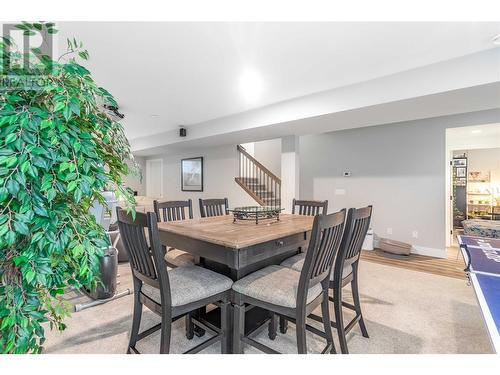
left=236, top=145, right=281, bottom=208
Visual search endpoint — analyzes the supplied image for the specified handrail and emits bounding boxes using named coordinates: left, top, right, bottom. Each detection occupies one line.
left=236, top=144, right=281, bottom=208
left=237, top=145, right=281, bottom=184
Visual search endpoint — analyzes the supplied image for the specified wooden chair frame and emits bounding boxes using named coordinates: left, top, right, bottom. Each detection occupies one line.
left=292, top=198, right=328, bottom=216
left=117, top=208, right=230, bottom=354
left=232, top=210, right=346, bottom=354
left=153, top=199, right=194, bottom=222
left=278, top=206, right=373, bottom=354
left=199, top=198, right=229, bottom=218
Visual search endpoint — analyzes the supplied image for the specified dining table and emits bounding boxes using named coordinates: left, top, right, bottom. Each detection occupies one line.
left=157, top=213, right=314, bottom=353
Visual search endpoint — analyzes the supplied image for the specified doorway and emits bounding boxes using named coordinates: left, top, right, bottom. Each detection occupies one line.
left=445, top=124, right=500, bottom=248
left=146, top=159, right=163, bottom=198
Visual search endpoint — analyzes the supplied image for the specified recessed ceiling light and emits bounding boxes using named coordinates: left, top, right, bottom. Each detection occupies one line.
left=239, top=69, right=263, bottom=102
left=493, top=34, right=500, bottom=45
left=151, top=114, right=160, bottom=117
left=471, top=129, right=483, bottom=134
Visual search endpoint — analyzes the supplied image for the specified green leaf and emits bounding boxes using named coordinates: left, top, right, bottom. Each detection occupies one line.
left=13, top=220, right=29, bottom=235
left=25, top=270, right=36, bottom=284
left=1, top=316, right=13, bottom=330
left=6, top=179, right=20, bottom=195
left=5, top=133, right=17, bottom=145
left=13, top=255, right=28, bottom=266
left=67, top=180, right=78, bottom=192
left=20, top=160, right=30, bottom=173
left=63, top=105, right=72, bottom=121
left=0, top=187, right=8, bottom=202
left=54, top=102, right=65, bottom=112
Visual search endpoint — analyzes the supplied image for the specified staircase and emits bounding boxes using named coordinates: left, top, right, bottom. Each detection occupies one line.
left=235, top=145, right=281, bottom=208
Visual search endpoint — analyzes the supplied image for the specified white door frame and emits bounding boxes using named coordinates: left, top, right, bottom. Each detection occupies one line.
left=146, top=158, right=163, bottom=198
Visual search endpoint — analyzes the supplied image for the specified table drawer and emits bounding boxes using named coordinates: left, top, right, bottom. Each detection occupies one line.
left=237, top=231, right=308, bottom=269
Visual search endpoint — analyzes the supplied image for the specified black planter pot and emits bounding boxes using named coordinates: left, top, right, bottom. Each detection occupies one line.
left=83, top=247, right=118, bottom=300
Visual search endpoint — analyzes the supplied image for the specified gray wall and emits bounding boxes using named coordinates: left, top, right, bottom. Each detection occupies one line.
left=149, top=144, right=255, bottom=218
left=299, top=109, right=500, bottom=255
left=254, top=138, right=282, bottom=177
left=454, top=148, right=500, bottom=183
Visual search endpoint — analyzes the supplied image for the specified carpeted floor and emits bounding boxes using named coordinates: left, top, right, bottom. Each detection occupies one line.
left=43, top=260, right=492, bottom=354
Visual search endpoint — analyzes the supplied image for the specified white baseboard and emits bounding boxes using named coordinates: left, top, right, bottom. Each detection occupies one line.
left=373, top=237, right=446, bottom=258
left=411, top=245, right=446, bottom=258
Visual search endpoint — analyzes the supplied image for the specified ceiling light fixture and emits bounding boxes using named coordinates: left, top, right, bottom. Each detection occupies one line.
left=493, top=34, right=500, bottom=45
left=239, top=69, right=263, bottom=102
left=471, top=129, right=483, bottom=134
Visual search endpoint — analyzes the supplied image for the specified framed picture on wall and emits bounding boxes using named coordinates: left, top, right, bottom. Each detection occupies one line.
left=181, top=157, right=204, bottom=192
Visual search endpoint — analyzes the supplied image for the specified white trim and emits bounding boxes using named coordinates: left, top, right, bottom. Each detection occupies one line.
left=146, top=158, right=163, bottom=198
left=469, top=272, right=500, bottom=354
left=411, top=245, right=447, bottom=258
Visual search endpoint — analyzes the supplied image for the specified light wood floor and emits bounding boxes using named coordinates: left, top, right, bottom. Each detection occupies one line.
left=361, top=246, right=466, bottom=279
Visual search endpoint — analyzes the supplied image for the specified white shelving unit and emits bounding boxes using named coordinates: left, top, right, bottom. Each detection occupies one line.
left=467, top=171, right=493, bottom=219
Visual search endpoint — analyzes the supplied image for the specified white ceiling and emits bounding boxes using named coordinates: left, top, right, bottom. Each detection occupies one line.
left=447, top=123, right=500, bottom=150
left=56, top=22, right=500, bottom=140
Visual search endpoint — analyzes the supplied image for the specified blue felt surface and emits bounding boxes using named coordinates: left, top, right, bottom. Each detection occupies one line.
left=458, top=235, right=500, bottom=275
left=476, top=274, right=500, bottom=335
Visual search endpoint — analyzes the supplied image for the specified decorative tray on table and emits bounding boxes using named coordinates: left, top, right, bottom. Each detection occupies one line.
left=230, top=206, right=283, bottom=224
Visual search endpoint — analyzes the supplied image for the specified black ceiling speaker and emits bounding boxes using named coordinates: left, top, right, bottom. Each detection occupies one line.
left=179, top=127, right=187, bottom=137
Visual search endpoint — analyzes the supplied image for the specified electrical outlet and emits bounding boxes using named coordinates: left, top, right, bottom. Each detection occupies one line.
left=387, top=227, right=393, bottom=235
left=412, top=230, right=418, bottom=239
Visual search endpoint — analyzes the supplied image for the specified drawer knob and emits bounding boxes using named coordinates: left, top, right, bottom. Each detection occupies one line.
left=275, top=240, right=284, bottom=246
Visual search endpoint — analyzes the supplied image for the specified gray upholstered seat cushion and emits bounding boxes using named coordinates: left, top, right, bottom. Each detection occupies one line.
left=164, top=248, right=195, bottom=267
left=141, top=265, right=233, bottom=307
left=280, top=253, right=354, bottom=280
left=232, top=265, right=322, bottom=308
left=280, top=253, right=306, bottom=272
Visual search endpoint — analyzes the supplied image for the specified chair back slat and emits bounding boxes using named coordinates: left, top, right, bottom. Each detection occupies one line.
left=344, top=206, right=372, bottom=261
left=199, top=198, right=229, bottom=218
left=297, top=210, right=346, bottom=303
left=117, top=209, right=159, bottom=282
left=154, top=199, right=193, bottom=222
left=292, top=198, right=328, bottom=216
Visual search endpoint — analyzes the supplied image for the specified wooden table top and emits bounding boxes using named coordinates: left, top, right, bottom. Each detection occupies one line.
left=157, top=214, right=314, bottom=249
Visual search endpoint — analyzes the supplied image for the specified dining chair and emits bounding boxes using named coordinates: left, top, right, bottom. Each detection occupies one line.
left=199, top=198, right=229, bottom=217
left=267, top=198, right=329, bottom=336
left=279, top=206, right=373, bottom=354
left=232, top=210, right=346, bottom=354
left=292, top=198, right=329, bottom=216
left=116, top=208, right=233, bottom=354
left=153, top=199, right=195, bottom=268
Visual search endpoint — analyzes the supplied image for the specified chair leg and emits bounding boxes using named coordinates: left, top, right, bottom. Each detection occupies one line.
left=233, top=303, right=245, bottom=354
left=220, top=301, right=229, bottom=354
left=321, top=290, right=336, bottom=354
left=351, top=269, right=369, bottom=338
left=160, top=311, right=172, bottom=354
left=193, top=308, right=206, bottom=337
left=333, top=286, right=349, bottom=354
left=279, top=315, right=288, bottom=334
left=268, top=313, right=277, bottom=340
left=127, top=280, right=142, bottom=353
left=185, top=313, right=194, bottom=340
left=296, top=313, right=307, bottom=354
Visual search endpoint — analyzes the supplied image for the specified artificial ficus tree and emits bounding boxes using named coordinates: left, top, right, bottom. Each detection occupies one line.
left=0, top=22, right=136, bottom=353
